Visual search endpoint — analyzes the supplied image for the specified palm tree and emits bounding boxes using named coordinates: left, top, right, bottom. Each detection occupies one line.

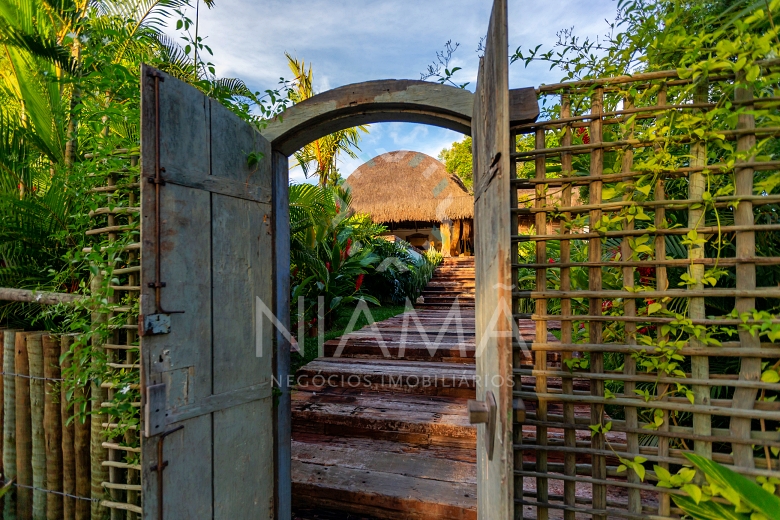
left=286, top=53, right=367, bottom=187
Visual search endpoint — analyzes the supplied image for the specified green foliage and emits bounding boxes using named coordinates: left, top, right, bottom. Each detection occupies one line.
left=662, top=453, right=780, bottom=520
left=513, top=0, right=780, bottom=487
left=290, top=183, right=442, bottom=331
left=438, top=136, right=473, bottom=191
left=420, top=40, right=471, bottom=89
left=286, top=53, right=367, bottom=187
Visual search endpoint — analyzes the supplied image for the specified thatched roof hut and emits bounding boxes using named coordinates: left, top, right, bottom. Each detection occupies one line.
left=344, top=151, right=473, bottom=224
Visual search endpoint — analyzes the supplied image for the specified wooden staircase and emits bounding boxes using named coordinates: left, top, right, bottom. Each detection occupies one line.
left=417, top=257, right=475, bottom=310
left=291, top=308, right=483, bottom=520
left=290, top=258, right=585, bottom=519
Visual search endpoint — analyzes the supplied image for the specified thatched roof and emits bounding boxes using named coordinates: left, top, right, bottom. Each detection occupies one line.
left=344, top=151, right=473, bottom=224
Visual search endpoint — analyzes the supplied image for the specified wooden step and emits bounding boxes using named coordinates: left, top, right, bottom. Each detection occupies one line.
left=424, top=282, right=475, bottom=290
left=296, top=358, right=476, bottom=397
left=323, top=340, right=475, bottom=362
left=416, top=302, right=475, bottom=310
left=292, top=388, right=475, bottom=447
left=292, top=438, right=476, bottom=520
left=419, top=295, right=475, bottom=303
left=293, top=432, right=477, bottom=463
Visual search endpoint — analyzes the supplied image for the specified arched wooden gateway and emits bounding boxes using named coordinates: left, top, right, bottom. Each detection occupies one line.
left=138, top=36, right=539, bottom=517
left=131, top=0, right=780, bottom=518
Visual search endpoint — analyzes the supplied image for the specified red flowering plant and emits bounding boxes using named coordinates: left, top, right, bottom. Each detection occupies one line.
left=290, top=184, right=382, bottom=330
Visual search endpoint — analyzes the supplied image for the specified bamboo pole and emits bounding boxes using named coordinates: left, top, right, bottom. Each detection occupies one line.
left=731, top=72, right=761, bottom=468
left=533, top=125, right=549, bottom=520
left=28, top=333, right=47, bottom=519
left=0, top=288, right=83, bottom=305
left=15, top=332, right=33, bottom=520
left=0, top=331, right=4, bottom=481
left=558, top=95, right=576, bottom=520
left=61, top=335, right=76, bottom=520
left=90, top=272, right=108, bottom=519
left=43, top=334, right=63, bottom=519
left=3, top=329, right=18, bottom=520
left=619, top=95, right=640, bottom=514
left=73, top=339, right=91, bottom=520
left=588, top=87, right=607, bottom=520
left=0, top=330, right=4, bottom=514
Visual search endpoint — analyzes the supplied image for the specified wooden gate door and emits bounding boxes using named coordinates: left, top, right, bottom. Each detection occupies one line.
left=472, top=0, right=513, bottom=518
left=139, top=65, right=280, bottom=519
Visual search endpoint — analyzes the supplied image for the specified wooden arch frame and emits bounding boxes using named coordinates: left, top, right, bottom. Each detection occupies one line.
left=261, top=79, right=475, bottom=155
left=265, top=79, right=475, bottom=520
left=266, top=78, right=537, bottom=520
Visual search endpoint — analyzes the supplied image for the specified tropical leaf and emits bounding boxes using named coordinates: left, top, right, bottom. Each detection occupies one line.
left=683, top=453, right=780, bottom=520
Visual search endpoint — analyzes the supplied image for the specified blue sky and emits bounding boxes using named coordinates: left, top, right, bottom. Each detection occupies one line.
left=178, top=0, right=619, bottom=183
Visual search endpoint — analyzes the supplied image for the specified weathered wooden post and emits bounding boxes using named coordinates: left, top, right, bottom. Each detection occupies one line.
left=15, top=332, right=33, bottom=520
left=89, top=272, right=108, bottom=518
left=43, top=334, right=63, bottom=519
left=0, top=330, right=4, bottom=481
left=73, top=338, right=91, bottom=520
left=60, top=335, right=76, bottom=520
left=28, top=333, right=47, bottom=519
left=3, top=329, right=18, bottom=519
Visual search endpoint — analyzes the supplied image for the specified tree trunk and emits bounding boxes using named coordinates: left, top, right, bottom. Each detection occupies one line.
left=43, top=335, right=63, bottom=519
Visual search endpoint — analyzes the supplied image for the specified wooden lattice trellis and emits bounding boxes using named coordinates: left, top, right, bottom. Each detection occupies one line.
left=512, top=63, right=780, bottom=519
left=85, top=149, right=142, bottom=518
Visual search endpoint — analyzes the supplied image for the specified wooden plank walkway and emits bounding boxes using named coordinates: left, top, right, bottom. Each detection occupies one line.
left=290, top=257, right=567, bottom=519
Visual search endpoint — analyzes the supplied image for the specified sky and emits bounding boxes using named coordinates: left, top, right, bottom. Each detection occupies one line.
left=174, top=0, right=619, bottom=183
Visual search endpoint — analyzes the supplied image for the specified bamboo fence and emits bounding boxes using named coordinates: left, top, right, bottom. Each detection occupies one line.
left=512, top=64, right=780, bottom=519
left=0, top=330, right=92, bottom=520
left=0, top=151, right=141, bottom=519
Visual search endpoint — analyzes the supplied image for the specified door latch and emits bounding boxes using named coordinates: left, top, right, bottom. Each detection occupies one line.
left=468, top=390, right=497, bottom=460
left=139, top=313, right=171, bottom=336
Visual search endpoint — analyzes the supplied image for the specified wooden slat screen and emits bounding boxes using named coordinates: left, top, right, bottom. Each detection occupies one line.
left=511, top=63, right=780, bottom=519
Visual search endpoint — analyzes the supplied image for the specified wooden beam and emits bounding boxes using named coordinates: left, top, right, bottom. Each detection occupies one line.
left=509, top=88, right=539, bottom=126
left=262, top=80, right=474, bottom=155
left=0, top=288, right=83, bottom=305
left=263, top=81, right=540, bottom=157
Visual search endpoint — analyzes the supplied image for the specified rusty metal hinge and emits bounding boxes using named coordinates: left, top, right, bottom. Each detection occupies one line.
left=150, top=424, right=184, bottom=520
left=148, top=70, right=183, bottom=318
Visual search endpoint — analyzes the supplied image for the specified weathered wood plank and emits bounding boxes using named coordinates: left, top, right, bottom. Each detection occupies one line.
left=509, top=88, right=539, bottom=126
left=472, top=1, right=512, bottom=518
left=292, top=440, right=476, bottom=484
left=211, top=191, right=274, bottom=519
left=272, top=149, right=292, bottom=520
left=141, top=65, right=214, bottom=520
left=292, top=459, right=476, bottom=520
left=292, top=389, right=475, bottom=442
left=293, top=432, right=478, bottom=464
